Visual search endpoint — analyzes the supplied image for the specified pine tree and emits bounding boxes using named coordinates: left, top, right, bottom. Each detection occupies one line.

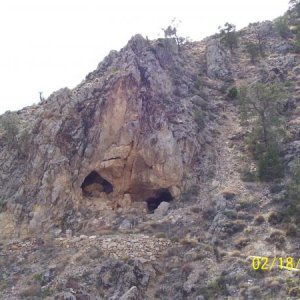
left=218, top=22, right=238, bottom=52
left=238, top=83, right=286, bottom=181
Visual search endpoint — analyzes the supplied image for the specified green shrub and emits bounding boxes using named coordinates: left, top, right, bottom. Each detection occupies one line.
left=0, top=112, right=19, bottom=148
left=240, top=168, right=257, bottom=182
left=285, top=160, right=300, bottom=216
left=245, top=41, right=260, bottom=63
left=227, top=87, right=238, bottom=99
left=194, top=76, right=202, bottom=90
left=258, top=145, right=284, bottom=181
left=219, top=22, right=238, bottom=51
left=245, top=127, right=265, bottom=160
left=193, top=109, right=205, bottom=129
left=238, top=83, right=287, bottom=182
left=197, top=275, right=229, bottom=298
left=292, top=27, right=300, bottom=53
left=0, top=112, right=31, bottom=158
left=275, top=17, right=291, bottom=39
left=33, top=273, right=43, bottom=282
left=293, top=39, right=300, bottom=53
left=156, top=232, right=167, bottom=239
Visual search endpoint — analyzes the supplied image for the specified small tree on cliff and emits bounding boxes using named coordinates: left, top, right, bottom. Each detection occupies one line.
left=285, top=159, right=300, bottom=216
left=218, top=22, right=238, bottom=52
left=0, top=112, right=19, bottom=148
left=275, top=17, right=292, bottom=39
left=238, top=83, right=286, bottom=181
left=162, top=19, right=188, bottom=48
left=0, top=112, right=31, bottom=158
left=248, top=23, right=267, bottom=56
left=245, top=41, right=260, bottom=64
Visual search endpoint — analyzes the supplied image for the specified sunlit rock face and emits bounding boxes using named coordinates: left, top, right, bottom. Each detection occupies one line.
left=0, top=34, right=211, bottom=237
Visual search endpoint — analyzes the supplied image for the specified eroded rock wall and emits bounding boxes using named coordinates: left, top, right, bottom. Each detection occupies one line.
left=0, top=35, right=213, bottom=237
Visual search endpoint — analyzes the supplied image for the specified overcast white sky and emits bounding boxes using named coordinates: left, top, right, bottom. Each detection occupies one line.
left=0, top=0, right=290, bottom=114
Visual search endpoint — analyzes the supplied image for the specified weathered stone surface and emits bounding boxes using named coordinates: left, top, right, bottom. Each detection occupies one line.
left=153, top=201, right=170, bottom=218
left=62, top=292, right=76, bottom=300
left=98, top=259, right=149, bottom=299
left=119, top=219, right=133, bottom=230
left=0, top=34, right=211, bottom=238
left=206, top=39, right=232, bottom=81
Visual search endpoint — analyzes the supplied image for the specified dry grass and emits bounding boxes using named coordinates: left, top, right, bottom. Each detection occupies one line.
left=234, top=237, right=250, bottom=249
left=286, top=224, right=298, bottom=237
left=289, top=287, right=300, bottom=297
left=180, top=235, right=198, bottom=246
left=267, top=230, right=286, bottom=249
left=268, top=211, right=284, bottom=225
left=19, top=284, right=41, bottom=298
left=228, top=250, right=242, bottom=257
left=254, top=215, right=265, bottom=225
left=221, top=188, right=237, bottom=199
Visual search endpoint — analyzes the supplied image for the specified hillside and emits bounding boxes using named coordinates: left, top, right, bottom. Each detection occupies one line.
left=0, top=6, right=300, bottom=300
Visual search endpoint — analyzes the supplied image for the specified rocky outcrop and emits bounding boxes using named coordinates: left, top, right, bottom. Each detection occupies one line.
left=206, top=39, right=232, bottom=81
left=0, top=35, right=215, bottom=238
left=98, top=259, right=149, bottom=299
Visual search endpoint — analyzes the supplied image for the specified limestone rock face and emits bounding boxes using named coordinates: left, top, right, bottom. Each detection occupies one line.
left=2, top=12, right=300, bottom=300
left=206, top=39, right=232, bottom=81
left=0, top=35, right=210, bottom=237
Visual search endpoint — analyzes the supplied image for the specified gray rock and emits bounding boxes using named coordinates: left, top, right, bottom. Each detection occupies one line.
left=213, top=194, right=227, bottom=211
left=119, top=286, right=139, bottom=300
left=66, top=229, right=72, bottom=238
left=63, top=292, right=76, bottom=300
left=183, top=249, right=199, bottom=262
left=191, top=95, right=207, bottom=109
left=119, top=219, right=133, bottom=230
left=153, top=201, right=170, bottom=218
left=98, top=259, right=149, bottom=299
left=52, top=228, right=62, bottom=237
left=206, top=39, right=232, bottom=81
left=0, top=31, right=210, bottom=240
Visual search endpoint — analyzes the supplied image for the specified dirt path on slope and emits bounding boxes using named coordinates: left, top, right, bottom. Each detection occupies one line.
left=213, top=104, right=243, bottom=191
left=208, top=101, right=270, bottom=208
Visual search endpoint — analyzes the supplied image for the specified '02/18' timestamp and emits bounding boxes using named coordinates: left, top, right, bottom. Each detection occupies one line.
left=251, top=256, right=300, bottom=271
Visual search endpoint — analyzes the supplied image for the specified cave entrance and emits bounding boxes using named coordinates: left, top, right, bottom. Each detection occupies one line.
left=81, top=171, right=113, bottom=197
left=146, top=189, right=173, bottom=213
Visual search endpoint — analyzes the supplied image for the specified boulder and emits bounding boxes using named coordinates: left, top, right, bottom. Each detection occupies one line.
left=119, top=219, right=133, bottom=231
left=153, top=201, right=170, bottom=218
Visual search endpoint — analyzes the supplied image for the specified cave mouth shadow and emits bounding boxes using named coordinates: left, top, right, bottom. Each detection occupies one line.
left=146, top=188, right=173, bottom=213
left=81, top=171, right=113, bottom=197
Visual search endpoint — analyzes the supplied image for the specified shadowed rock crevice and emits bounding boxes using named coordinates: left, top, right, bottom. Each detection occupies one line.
left=81, top=171, right=113, bottom=197
left=146, top=188, right=173, bottom=213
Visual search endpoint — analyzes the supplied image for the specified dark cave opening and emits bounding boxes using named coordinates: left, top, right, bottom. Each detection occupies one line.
left=146, top=189, right=173, bottom=213
left=81, top=171, right=113, bottom=197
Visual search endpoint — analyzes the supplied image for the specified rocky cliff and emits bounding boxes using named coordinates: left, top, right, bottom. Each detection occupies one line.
left=1, top=8, right=300, bottom=300
left=0, top=36, right=212, bottom=237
